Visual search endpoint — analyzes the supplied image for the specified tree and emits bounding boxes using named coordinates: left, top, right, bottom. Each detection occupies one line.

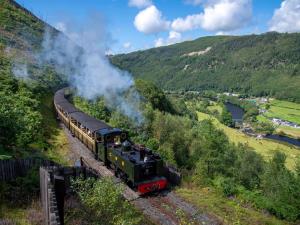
left=260, top=151, right=300, bottom=220
left=253, top=121, right=275, bottom=134
left=220, top=107, right=234, bottom=127
left=0, top=87, right=42, bottom=148
left=135, top=79, right=174, bottom=113
left=235, top=146, right=264, bottom=189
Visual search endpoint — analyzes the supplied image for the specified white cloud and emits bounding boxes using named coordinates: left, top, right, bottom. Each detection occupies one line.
left=172, top=0, right=252, bottom=33
left=154, top=31, right=182, bottom=47
left=134, top=5, right=170, bottom=34
left=123, top=42, right=132, bottom=49
left=129, top=0, right=152, bottom=8
left=269, top=0, right=300, bottom=33
left=55, top=22, right=67, bottom=32
left=154, top=38, right=164, bottom=47
left=172, top=14, right=203, bottom=32
left=169, top=30, right=182, bottom=40
left=216, top=31, right=230, bottom=35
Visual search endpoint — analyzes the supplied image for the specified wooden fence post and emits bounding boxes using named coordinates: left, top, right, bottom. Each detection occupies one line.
left=54, top=175, right=65, bottom=225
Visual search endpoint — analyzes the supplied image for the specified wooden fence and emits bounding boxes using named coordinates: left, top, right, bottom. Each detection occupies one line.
left=0, top=158, right=58, bottom=182
left=40, top=167, right=61, bottom=225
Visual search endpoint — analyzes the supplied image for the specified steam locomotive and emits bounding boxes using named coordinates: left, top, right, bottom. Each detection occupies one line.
left=54, top=88, right=167, bottom=194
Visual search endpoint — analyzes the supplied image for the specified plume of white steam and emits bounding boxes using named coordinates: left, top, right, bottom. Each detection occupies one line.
left=39, top=17, right=143, bottom=124
left=12, top=63, right=29, bottom=79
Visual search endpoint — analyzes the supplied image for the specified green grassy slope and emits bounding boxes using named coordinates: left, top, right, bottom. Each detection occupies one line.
left=112, top=32, right=300, bottom=102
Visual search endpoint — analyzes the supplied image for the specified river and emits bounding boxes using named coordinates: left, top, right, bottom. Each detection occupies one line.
left=225, top=102, right=244, bottom=122
left=265, top=134, right=300, bottom=147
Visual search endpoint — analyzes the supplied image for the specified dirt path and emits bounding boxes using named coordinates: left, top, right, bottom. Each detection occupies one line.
left=62, top=123, right=221, bottom=225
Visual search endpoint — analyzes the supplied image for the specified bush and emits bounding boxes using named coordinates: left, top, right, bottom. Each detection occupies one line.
left=213, top=176, right=238, bottom=197
left=220, top=105, right=234, bottom=127
left=253, top=121, right=275, bottom=134
left=72, top=177, right=143, bottom=225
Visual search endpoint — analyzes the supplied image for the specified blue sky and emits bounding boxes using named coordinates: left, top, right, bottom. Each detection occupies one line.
left=15, top=0, right=300, bottom=54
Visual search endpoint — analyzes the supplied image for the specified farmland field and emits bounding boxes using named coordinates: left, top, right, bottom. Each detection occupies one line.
left=263, top=99, right=300, bottom=125
left=257, top=99, right=300, bottom=138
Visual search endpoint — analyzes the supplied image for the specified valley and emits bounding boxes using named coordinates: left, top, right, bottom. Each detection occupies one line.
left=1, top=0, right=300, bottom=224
left=183, top=92, right=300, bottom=169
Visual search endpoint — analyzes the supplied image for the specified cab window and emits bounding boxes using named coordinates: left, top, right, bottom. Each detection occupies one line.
left=114, top=135, right=121, bottom=145
left=105, top=134, right=122, bottom=145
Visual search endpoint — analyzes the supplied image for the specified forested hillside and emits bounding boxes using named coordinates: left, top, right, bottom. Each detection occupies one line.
left=0, top=0, right=64, bottom=156
left=112, top=32, right=300, bottom=102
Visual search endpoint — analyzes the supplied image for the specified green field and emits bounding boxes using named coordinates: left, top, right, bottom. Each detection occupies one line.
left=207, top=102, right=223, bottom=114
left=276, top=126, right=300, bottom=139
left=197, top=111, right=300, bottom=170
left=264, top=99, right=300, bottom=125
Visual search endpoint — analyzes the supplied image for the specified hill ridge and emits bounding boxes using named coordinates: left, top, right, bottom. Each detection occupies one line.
left=112, top=32, right=300, bottom=102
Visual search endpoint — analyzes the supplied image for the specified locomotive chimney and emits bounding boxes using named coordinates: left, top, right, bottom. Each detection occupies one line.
left=139, top=145, right=146, bottom=161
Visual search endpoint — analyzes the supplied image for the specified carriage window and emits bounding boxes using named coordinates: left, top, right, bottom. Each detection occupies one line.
left=87, top=129, right=92, bottom=137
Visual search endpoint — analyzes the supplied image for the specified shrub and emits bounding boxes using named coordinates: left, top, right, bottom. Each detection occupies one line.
left=213, top=176, right=238, bottom=197
left=72, top=177, right=143, bottom=225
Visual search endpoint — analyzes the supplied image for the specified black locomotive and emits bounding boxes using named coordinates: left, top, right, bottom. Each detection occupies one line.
left=54, top=88, right=167, bottom=194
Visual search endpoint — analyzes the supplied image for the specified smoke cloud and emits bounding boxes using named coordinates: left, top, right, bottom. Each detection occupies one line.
left=12, top=63, right=29, bottom=79
left=39, top=17, right=143, bottom=124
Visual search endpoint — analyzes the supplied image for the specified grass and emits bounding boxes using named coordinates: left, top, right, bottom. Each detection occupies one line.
left=207, top=102, right=223, bottom=114
left=197, top=111, right=300, bottom=170
left=264, top=99, right=300, bottom=125
left=0, top=200, right=43, bottom=225
left=176, top=185, right=292, bottom=225
left=34, top=93, right=71, bottom=165
left=276, top=126, right=300, bottom=139
left=0, top=205, right=30, bottom=225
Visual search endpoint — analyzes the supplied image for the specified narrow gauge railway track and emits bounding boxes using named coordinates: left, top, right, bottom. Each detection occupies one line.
left=62, top=122, right=222, bottom=225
